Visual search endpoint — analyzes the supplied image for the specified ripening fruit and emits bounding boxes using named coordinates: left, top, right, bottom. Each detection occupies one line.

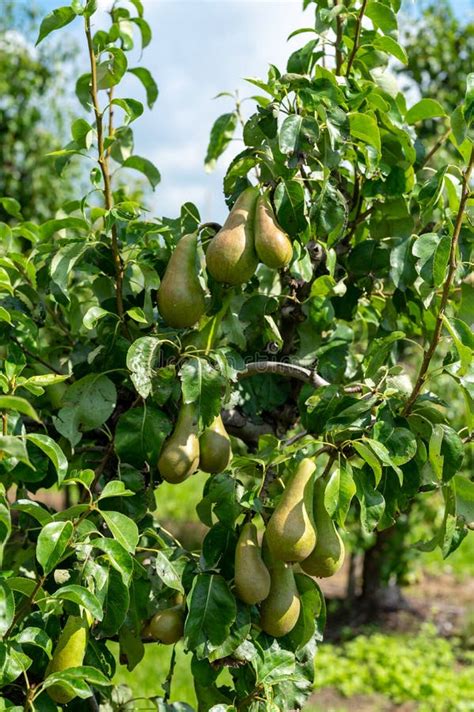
left=157, top=233, right=206, bottom=328
left=260, top=558, right=300, bottom=637
left=143, top=606, right=185, bottom=644
left=301, top=477, right=345, bottom=578
left=46, top=615, right=89, bottom=704
left=158, top=402, right=200, bottom=484
left=266, top=458, right=317, bottom=562
left=205, top=187, right=259, bottom=285
left=254, top=192, right=293, bottom=269
left=199, top=414, right=231, bottom=473
left=234, top=522, right=271, bottom=605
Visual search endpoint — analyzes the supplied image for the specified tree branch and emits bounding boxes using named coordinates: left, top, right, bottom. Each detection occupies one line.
left=335, top=0, right=344, bottom=74
left=403, top=146, right=474, bottom=415
left=238, top=361, right=362, bottom=393
left=85, top=18, right=126, bottom=327
left=419, top=127, right=452, bottom=169
left=345, top=0, right=368, bottom=77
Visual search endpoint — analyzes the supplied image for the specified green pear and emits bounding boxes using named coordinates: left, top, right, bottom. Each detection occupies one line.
left=260, top=559, right=300, bottom=637
left=266, top=458, right=317, bottom=562
left=158, top=402, right=200, bottom=484
left=301, top=477, right=345, bottom=578
left=199, top=414, right=232, bottom=473
left=234, top=522, right=271, bottom=605
left=205, top=187, right=259, bottom=285
left=143, top=605, right=185, bottom=644
left=158, top=233, right=206, bottom=328
left=254, top=192, right=293, bottom=269
left=46, top=614, right=89, bottom=704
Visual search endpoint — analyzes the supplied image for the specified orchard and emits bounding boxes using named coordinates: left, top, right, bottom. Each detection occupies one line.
left=0, top=1, right=473, bottom=711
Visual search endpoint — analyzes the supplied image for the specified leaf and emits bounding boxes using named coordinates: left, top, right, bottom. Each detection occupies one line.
left=83, top=306, right=113, bottom=330
left=184, top=574, right=236, bottom=659
left=36, top=521, right=73, bottom=574
left=15, top=627, right=52, bottom=657
left=126, top=336, right=162, bottom=398
left=36, top=6, right=76, bottom=45
left=349, top=112, right=381, bottom=154
left=155, top=550, right=185, bottom=593
left=353, top=442, right=382, bottom=485
left=365, top=1, right=397, bottom=33
left=91, top=538, right=134, bottom=586
left=0, top=436, right=31, bottom=467
left=128, top=67, right=159, bottom=108
left=324, top=460, right=356, bottom=527
left=98, top=481, right=134, bottom=500
left=443, top=316, right=474, bottom=377
left=253, top=641, right=295, bottom=685
left=279, top=115, right=303, bottom=154
left=453, top=475, right=474, bottom=525
left=0, top=396, right=40, bottom=422
left=405, top=99, right=447, bottom=124
left=53, top=374, right=117, bottom=446
left=25, top=434, right=68, bottom=485
left=112, top=97, right=144, bottom=125
left=122, top=155, right=161, bottom=189
left=373, top=36, right=407, bottom=64
left=52, top=585, right=103, bottom=621
left=12, top=500, right=53, bottom=526
left=179, top=358, right=225, bottom=428
left=0, top=581, right=15, bottom=637
left=98, top=510, right=139, bottom=553
left=95, top=567, right=130, bottom=637
left=97, top=47, right=128, bottom=89
left=288, top=575, right=324, bottom=650
left=0, top=197, right=22, bottom=220
left=0, top=500, right=11, bottom=568
left=353, top=468, right=385, bottom=534
left=115, top=406, right=172, bottom=468
left=273, top=179, right=307, bottom=236
left=205, top=112, right=238, bottom=172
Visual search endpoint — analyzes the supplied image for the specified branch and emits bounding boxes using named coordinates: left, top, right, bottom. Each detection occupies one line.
left=345, top=0, right=368, bottom=77
left=238, top=362, right=362, bottom=393
left=84, top=18, right=126, bottom=328
left=419, top=127, right=452, bottom=169
left=403, top=146, right=474, bottom=415
left=335, top=0, right=343, bottom=74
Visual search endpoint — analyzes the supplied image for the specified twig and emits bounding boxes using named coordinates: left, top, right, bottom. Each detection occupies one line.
left=238, top=361, right=362, bottom=393
left=403, top=146, right=474, bottom=415
left=420, top=127, right=452, bottom=169
left=4, top=575, right=46, bottom=638
left=345, top=0, right=368, bottom=77
left=335, top=0, right=343, bottom=74
left=11, top=336, right=66, bottom=377
left=84, top=18, right=126, bottom=329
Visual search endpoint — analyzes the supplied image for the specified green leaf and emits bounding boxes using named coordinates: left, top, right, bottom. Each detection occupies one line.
left=0, top=581, right=15, bottom=637
left=463, top=72, right=474, bottom=127
left=453, top=475, right=474, bottom=525
left=0, top=436, right=32, bottom=467
left=373, top=36, right=407, bottom=64
left=184, top=573, right=236, bottom=659
left=98, top=510, right=139, bottom=553
left=0, top=500, right=11, bottom=568
left=288, top=575, right=324, bottom=650
left=443, top=316, right=474, bottom=377
left=95, top=566, right=130, bottom=637
left=155, top=550, right=185, bottom=594
left=365, top=1, right=397, bottom=33
left=126, top=336, right=162, bottom=398
left=0, top=198, right=22, bottom=220
left=36, top=6, right=76, bottom=45
left=90, top=538, right=134, bottom=586
left=405, top=99, right=447, bottom=124
left=15, top=627, right=52, bottom=657
left=98, top=481, right=134, bottom=500
left=52, top=585, right=103, bottom=621
left=0, top=396, right=40, bottom=422
left=83, top=306, right=113, bottom=330
left=115, top=406, right=172, bottom=468
left=36, top=521, right=73, bottom=574
left=97, top=48, right=128, bottom=89
left=324, top=460, right=356, bottom=527
left=122, top=155, right=161, bottom=189
left=128, top=67, right=159, bottom=108
left=273, top=179, right=307, bottom=236
left=11, top=500, right=53, bottom=526
left=131, top=17, right=152, bottom=48
left=179, top=358, right=224, bottom=428
left=279, top=114, right=303, bottom=154
left=353, top=468, right=385, bottom=534
left=25, top=434, right=68, bottom=486
left=349, top=112, right=381, bottom=154
left=353, top=441, right=382, bottom=485
left=205, top=112, right=238, bottom=172
left=111, top=98, right=144, bottom=125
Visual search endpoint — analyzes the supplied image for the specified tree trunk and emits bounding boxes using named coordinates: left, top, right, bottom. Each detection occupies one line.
left=360, top=525, right=407, bottom=615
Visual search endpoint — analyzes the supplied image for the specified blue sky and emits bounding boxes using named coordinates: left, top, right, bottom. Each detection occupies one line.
left=29, top=0, right=474, bottom=222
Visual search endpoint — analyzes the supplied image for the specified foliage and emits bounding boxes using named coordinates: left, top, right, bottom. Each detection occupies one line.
left=0, top=0, right=473, bottom=710
left=0, top=1, right=77, bottom=223
left=314, top=624, right=474, bottom=711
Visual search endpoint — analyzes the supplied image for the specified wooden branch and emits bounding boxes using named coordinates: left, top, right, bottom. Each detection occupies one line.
left=238, top=361, right=362, bottom=393
left=403, top=146, right=474, bottom=415
left=345, top=0, right=368, bottom=77
left=85, top=18, right=126, bottom=327
left=335, top=0, right=344, bottom=74
left=420, top=127, right=452, bottom=169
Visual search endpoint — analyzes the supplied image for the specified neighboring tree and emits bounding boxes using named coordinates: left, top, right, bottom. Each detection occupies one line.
left=0, top=1, right=473, bottom=711
left=0, top=1, right=75, bottom=223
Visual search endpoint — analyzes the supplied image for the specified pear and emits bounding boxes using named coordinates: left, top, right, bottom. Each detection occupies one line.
left=158, top=402, right=200, bottom=484
left=46, top=614, right=89, bottom=704
left=157, top=233, right=206, bottom=328
left=266, top=458, right=317, bottom=562
left=301, top=477, right=345, bottom=578
left=234, top=522, right=271, bottom=605
left=260, top=559, right=300, bottom=637
left=205, top=186, right=259, bottom=285
left=143, top=605, right=185, bottom=644
left=254, top=192, right=293, bottom=269
left=199, top=414, right=232, bottom=473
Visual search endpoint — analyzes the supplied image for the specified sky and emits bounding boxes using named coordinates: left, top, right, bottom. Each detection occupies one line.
left=22, top=0, right=474, bottom=222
